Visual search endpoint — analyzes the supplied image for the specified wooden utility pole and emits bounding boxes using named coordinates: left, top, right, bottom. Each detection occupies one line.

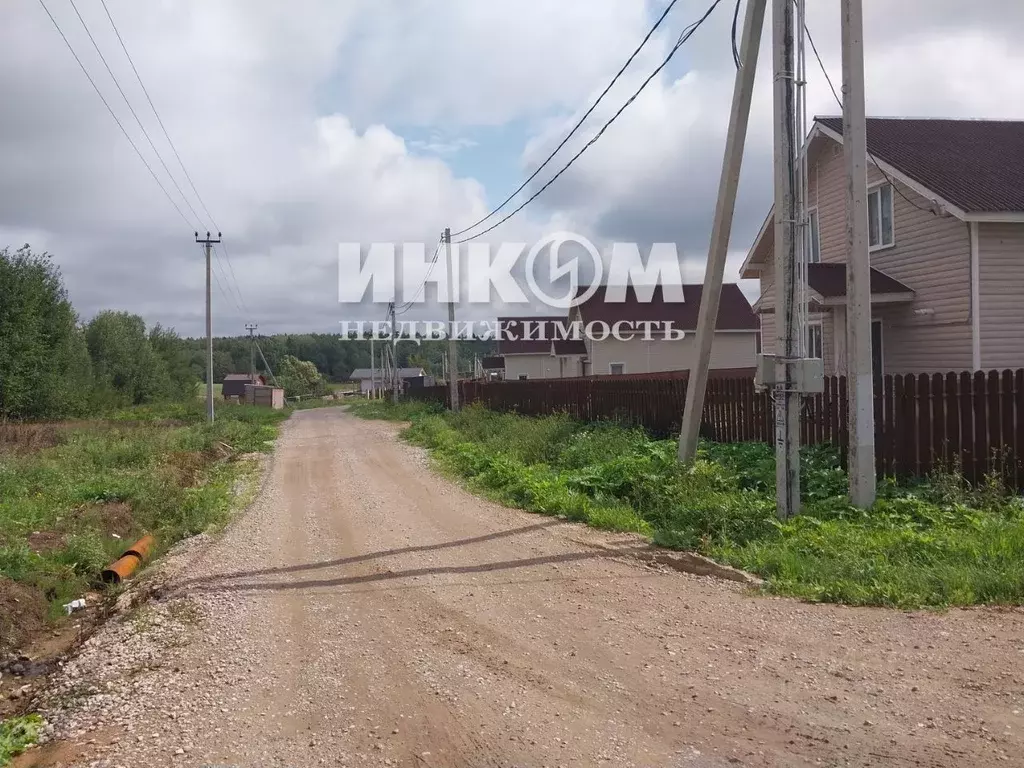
left=771, top=0, right=800, bottom=517
left=677, top=0, right=768, bottom=462
left=841, top=0, right=876, bottom=506
left=196, top=231, right=221, bottom=423
left=443, top=227, right=460, bottom=412
left=245, top=323, right=258, bottom=386
left=390, top=302, right=399, bottom=403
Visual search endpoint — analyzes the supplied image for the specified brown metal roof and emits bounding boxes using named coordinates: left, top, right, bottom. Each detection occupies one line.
left=496, top=317, right=564, bottom=355
left=553, top=338, right=588, bottom=356
left=817, top=117, right=1024, bottom=213
left=574, top=284, right=758, bottom=331
left=806, top=263, right=914, bottom=299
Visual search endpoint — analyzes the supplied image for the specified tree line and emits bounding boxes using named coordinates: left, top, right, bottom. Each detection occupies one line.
left=0, top=245, right=493, bottom=419
left=190, top=334, right=493, bottom=386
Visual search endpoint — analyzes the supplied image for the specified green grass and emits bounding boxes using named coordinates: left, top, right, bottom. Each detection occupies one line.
left=354, top=401, right=1024, bottom=609
left=0, top=400, right=288, bottom=627
left=0, top=714, right=42, bottom=764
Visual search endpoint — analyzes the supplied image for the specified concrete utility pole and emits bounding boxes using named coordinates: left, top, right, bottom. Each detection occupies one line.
left=841, top=0, right=876, bottom=506
left=369, top=336, right=376, bottom=399
left=771, top=0, right=801, bottom=517
left=677, top=0, right=768, bottom=462
left=245, top=323, right=258, bottom=385
left=389, top=302, right=399, bottom=404
left=196, top=231, right=221, bottom=424
left=443, top=227, right=460, bottom=412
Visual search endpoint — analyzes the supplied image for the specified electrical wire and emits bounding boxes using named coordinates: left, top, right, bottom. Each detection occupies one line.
left=804, top=20, right=935, bottom=215
left=95, top=0, right=251, bottom=313
left=395, top=237, right=443, bottom=315
left=449, top=0, right=686, bottom=239
left=452, top=0, right=726, bottom=245
left=200, top=242, right=239, bottom=314
left=212, top=244, right=249, bottom=316
left=67, top=0, right=205, bottom=228
left=98, top=0, right=215, bottom=226
left=37, top=0, right=193, bottom=228
left=731, top=0, right=743, bottom=68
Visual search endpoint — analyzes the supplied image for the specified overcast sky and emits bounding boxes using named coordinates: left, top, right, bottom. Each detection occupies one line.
left=2, top=0, right=1022, bottom=337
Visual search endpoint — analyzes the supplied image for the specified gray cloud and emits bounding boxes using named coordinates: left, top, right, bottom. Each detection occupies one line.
left=1, top=0, right=1021, bottom=338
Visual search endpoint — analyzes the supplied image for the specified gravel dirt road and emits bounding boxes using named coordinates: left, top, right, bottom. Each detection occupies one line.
left=28, top=408, right=1024, bottom=767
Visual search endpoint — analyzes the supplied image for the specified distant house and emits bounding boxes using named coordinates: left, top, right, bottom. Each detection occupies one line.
left=496, top=317, right=588, bottom=380
left=480, top=356, right=505, bottom=381
left=348, top=367, right=426, bottom=394
left=222, top=373, right=265, bottom=398
left=742, top=116, right=1024, bottom=374
left=569, top=284, right=759, bottom=376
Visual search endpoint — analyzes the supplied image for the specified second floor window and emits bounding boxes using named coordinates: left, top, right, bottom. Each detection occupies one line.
left=807, top=209, right=821, bottom=263
left=807, top=321, right=823, bottom=359
left=868, top=183, right=894, bottom=250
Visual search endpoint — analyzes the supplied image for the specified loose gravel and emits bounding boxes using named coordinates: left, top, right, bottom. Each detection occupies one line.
left=18, top=408, right=1024, bottom=768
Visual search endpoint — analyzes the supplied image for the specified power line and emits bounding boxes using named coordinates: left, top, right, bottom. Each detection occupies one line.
left=804, top=21, right=935, bottom=215
left=212, top=244, right=249, bottom=316
left=452, top=0, right=726, bottom=245
left=96, top=0, right=250, bottom=313
left=97, top=0, right=215, bottom=226
left=395, top=237, right=443, bottom=315
left=450, top=0, right=686, bottom=239
left=201, top=242, right=238, bottom=314
left=37, top=0, right=192, bottom=227
left=67, top=0, right=205, bottom=228
left=730, top=0, right=743, bottom=68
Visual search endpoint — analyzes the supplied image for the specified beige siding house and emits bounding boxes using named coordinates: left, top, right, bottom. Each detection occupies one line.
left=496, top=318, right=587, bottom=380
left=570, top=284, right=759, bottom=375
left=743, top=117, right=1024, bottom=375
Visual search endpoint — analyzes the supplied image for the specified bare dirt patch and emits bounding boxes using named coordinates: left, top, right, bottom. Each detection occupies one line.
left=0, top=578, right=48, bottom=654
left=24, top=532, right=66, bottom=555
left=9, top=726, right=121, bottom=768
left=67, top=501, right=136, bottom=539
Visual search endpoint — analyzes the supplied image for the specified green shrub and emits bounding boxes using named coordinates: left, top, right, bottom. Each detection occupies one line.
left=0, top=714, right=43, bottom=764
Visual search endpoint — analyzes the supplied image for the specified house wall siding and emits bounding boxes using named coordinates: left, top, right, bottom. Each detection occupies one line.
left=754, top=135, right=975, bottom=374
left=503, top=353, right=556, bottom=380
left=588, top=333, right=756, bottom=375
left=979, top=222, right=1024, bottom=370
left=878, top=313, right=973, bottom=372
left=759, top=311, right=776, bottom=357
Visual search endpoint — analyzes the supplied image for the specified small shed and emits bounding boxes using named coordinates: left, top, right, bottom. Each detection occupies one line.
left=222, top=373, right=266, bottom=398
left=348, top=367, right=426, bottom=394
left=244, top=384, right=285, bottom=409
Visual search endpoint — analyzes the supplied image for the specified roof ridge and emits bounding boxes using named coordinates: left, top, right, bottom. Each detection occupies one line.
left=816, top=115, right=1024, bottom=124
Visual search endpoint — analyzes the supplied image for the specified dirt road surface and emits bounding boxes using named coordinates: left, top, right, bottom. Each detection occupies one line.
left=32, top=408, right=1024, bottom=767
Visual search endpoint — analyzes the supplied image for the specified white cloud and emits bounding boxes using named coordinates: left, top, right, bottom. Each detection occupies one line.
left=0, top=0, right=1020, bottom=337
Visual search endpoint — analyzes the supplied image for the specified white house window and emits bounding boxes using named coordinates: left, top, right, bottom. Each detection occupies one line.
left=807, top=209, right=821, bottom=263
left=609, top=363, right=625, bottom=375
left=807, top=321, right=823, bottom=359
left=518, top=374, right=528, bottom=381
left=868, top=183, right=894, bottom=249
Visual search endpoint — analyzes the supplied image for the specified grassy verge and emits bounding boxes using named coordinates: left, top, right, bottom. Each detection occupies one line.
left=0, top=715, right=41, bottom=764
left=350, top=400, right=1024, bottom=609
left=0, top=400, right=288, bottom=647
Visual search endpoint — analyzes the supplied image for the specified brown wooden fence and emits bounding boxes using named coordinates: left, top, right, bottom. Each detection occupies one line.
left=409, top=369, right=1024, bottom=489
